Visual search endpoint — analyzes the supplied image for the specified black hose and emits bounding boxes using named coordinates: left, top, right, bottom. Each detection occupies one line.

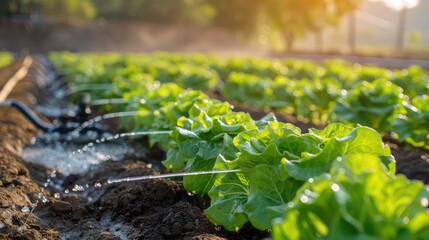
left=0, top=100, right=54, bottom=132
left=0, top=100, right=105, bottom=136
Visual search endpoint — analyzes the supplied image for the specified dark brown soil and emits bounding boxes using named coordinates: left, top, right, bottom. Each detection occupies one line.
left=391, top=145, right=429, bottom=184
left=0, top=58, right=428, bottom=240
left=37, top=159, right=221, bottom=239
left=45, top=158, right=267, bottom=240
left=0, top=58, right=59, bottom=239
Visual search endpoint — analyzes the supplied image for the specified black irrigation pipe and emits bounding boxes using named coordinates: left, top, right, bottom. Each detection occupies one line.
left=0, top=99, right=54, bottom=132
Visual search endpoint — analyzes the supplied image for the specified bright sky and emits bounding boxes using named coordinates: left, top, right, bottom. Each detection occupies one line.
left=371, top=0, right=420, bottom=10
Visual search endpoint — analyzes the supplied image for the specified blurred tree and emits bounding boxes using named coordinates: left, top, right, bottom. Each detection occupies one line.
left=208, top=0, right=265, bottom=33
left=183, top=0, right=216, bottom=26
left=0, top=0, right=11, bottom=18
left=0, top=0, right=96, bottom=21
left=207, top=0, right=361, bottom=51
left=91, top=0, right=181, bottom=22
left=38, top=0, right=96, bottom=21
left=0, top=0, right=361, bottom=52
left=265, top=0, right=362, bottom=51
left=91, top=0, right=215, bottom=25
left=0, top=0, right=30, bottom=17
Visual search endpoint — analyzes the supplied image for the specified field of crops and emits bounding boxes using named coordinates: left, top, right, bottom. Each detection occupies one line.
left=51, top=52, right=429, bottom=149
left=48, top=52, right=429, bottom=239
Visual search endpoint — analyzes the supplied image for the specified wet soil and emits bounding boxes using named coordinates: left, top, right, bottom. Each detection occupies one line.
left=0, top=58, right=59, bottom=239
left=0, top=59, right=428, bottom=239
left=44, top=158, right=267, bottom=240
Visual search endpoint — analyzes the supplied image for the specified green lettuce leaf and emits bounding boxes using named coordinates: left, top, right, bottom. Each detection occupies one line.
left=245, top=165, right=304, bottom=230
left=285, top=124, right=395, bottom=180
left=392, top=96, right=429, bottom=149
left=205, top=156, right=249, bottom=231
left=272, top=154, right=429, bottom=240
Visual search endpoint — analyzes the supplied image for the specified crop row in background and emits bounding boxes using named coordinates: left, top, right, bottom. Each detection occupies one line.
left=51, top=52, right=429, bottom=149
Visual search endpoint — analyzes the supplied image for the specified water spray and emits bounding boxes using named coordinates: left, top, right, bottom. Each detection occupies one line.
left=107, top=169, right=242, bottom=184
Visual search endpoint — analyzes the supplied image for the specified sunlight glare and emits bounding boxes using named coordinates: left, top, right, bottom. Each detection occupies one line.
left=371, top=0, right=420, bottom=11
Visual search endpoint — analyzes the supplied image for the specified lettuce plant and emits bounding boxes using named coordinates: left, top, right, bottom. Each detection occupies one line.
left=391, top=65, right=429, bottom=99
left=272, top=154, right=429, bottom=240
left=164, top=110, right=275, bottom=195
left=205, top=123, right=394, bottom=231
left=393, top=96, right=429, bottom=149
left=221, top=72, right=272, bottom=107
left=331, top=79, right=404, bottom=132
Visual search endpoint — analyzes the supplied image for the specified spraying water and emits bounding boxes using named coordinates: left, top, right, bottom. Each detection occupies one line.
left=75, top=130, right=172, bottom=155
left=56, top=169, right=243, bottom=200
left=24, top=142, right=132, bottom=175
left=25, top=130, right=172, bottom=175
left=107, top=169, right=242, bottom=184
left=91, top=98, right=133, bottom=106
left=69, top=84, right=114, bottom=95
left=53, top=83, right=114, bottom=99
left=70, top=111, right=140, bottom=136
left=22, top=129, right=173, bottom=231
left=20, top=170, right=57, bottom=231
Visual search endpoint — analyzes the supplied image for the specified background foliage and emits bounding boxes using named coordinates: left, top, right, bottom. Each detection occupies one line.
left=0, top=0, right=361, bottom=49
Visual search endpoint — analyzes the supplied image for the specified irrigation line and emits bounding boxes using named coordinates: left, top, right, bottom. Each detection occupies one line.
left=21, top=170, right=56, bottom=231
left=101, top=111, right=140, bottom=119
left=75, top=130, right=172, bottom=154
left=0, top=56, right=34, bottom=101
left=118, top=130, right=172, bottom=138
left=107, top=169, right=242, bottom=184
left=70, top=111, right=141, bottom=136
left=91, top=98, right=132, bottom=105
left=69, top=84, right=114, bottom=95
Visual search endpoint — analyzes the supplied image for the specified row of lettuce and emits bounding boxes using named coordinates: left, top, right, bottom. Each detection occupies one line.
left=0, top=52, right=13, bottom=69
left=51, top=52, right=429, bottom=149
left=51, top=52, right=429, bottom=239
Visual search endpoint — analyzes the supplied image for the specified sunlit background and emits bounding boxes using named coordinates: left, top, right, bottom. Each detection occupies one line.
left=293, top=0, right=426, bottom=54
left=372, top=0, right=419, bottom=10
left=0, top=0, right=427, bottom=57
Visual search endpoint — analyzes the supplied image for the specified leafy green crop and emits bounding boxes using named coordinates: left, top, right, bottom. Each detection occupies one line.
left=143, top=61, right=219, bottom=90
left=282, top=59, right=321, bottom=80
left=391, top=65, right=429, bottom=99
left=49, top=52, right=429, bottom=238
left=321, top=59, right=356, bottom=89
left=165, top=110, right=275, bottom=195
left=272, top=154, right=429, bottom=240
left=215, top=57, right=287, bottom=80
left=268, top=76, right=298, bottom=111
left=294, top=78, right=340, bottom=124
left=51, top=52, right=429, bottom=148
left=205, top=123, right=394, bottom=231
left=331, top=79, right=404, bottom=132
left=221, top=72, right=272, bottom=107
left=123, top=83, right=229, bottom=147
left=393, top=96, right=429, bottom=149
left=356, top=65, right=392, bottom=83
